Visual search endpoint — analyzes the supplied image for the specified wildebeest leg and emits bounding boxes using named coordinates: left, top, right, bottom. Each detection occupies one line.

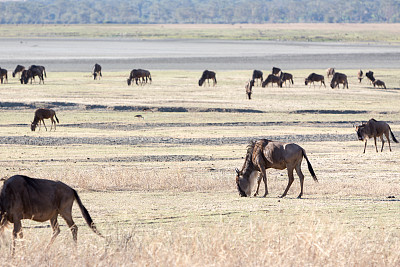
left=42, top=119, right=48, bottom=131
left=50, top=118, right=55, bottom=131
left=48, top=215, right=60, bottom=246
left=12, top=219, right=22, bottom=255
left=363, top=139, right=367, bottom=153
left=380, top=135, right=385, bottom=152
left=385, top=132, right=392, bottom=152
left=295, top=164, right=305, bottom=199
left=374, top=136, right=378, bottom=152
left=61, top=213, right=78, bottom=243
left=254, top=167, right=268, bottom=197
left=254, top=174, right=262, bottom=197
left=281, top=166, right=295, bottom=198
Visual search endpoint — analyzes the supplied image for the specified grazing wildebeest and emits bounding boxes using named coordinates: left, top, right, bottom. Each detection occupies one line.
left=31, top=108, right=59, bottom=131
left=373, top=79, right=386, bottom=89
left=12, top=65, right=25, bottom=78
left=326, top=68, right=335, bottom=78
left=127, top=69, right=152, bottom=86
left=235, top=139, right=317, bottom=198
left=355, top=118, right=398, bottom=153
left=262, top=74, right=281, bottom=87
left=29, top=65, right=47, bottom=78
left=357, top=69, right=363, bottom=83
left=245, top=80, right=254, bottom=99
left=20, top=68, right=45, bottom=84
left=366, top=71, right=375, bottom=84
left=305, top=73, right=325, bottom=88
left=272, top=67, right=281, bottom=76
left=0, top=68, right=8, bottom=84
left=198, top=70, right=217, bottom=86
left=252, top=70, right=263, bottom=86
left=279, top=72, right=294, bottom=87
left=93, top=63, right=102, bottom=80
left=330, top=72, right=348, bottom=89
left=0, top=175, right=103, bottom=253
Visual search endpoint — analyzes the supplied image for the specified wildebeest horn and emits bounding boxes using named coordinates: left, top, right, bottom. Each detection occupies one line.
left=235, top=168, right=240, bottom=175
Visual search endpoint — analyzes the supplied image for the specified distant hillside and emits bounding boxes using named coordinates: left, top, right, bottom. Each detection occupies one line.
left=1, top=0, right=400, bottom=24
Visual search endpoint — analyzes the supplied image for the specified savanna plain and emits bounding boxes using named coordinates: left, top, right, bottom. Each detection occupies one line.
left=0, top=25, right=400, bottom=266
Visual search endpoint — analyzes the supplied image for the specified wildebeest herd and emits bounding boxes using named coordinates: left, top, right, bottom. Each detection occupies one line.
left=0, top=62, right=397, bottom=254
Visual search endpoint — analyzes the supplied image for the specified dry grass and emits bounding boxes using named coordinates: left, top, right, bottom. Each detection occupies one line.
left=0, top=69, right=399, bottom=265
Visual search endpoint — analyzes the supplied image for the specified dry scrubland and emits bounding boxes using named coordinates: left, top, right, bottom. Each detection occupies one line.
left=0, top=69, right=399, bottom=266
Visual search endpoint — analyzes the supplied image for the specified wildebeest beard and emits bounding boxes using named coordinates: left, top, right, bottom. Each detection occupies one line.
left=236, top=179, right=247, bottom=197
left=356, top=127, right=365, bottom=140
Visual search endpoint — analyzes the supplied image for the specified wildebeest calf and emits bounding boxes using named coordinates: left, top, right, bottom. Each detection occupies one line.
left=373, top=79, right=386, bottom=89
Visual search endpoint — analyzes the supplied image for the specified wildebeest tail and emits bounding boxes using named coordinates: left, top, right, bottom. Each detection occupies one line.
left=43, top=67, right=47, bottom=78
left=302, top=149, right=318, bottom=182
left=55, top=114, right=59, bottom=123
left=73, top=189, right=103, bottom=237
left=389, top=127, right=399, bottom=143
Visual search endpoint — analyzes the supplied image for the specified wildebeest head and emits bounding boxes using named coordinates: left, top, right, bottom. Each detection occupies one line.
left=198, top=78, right=204, bottom=86
left=31, top=121, right=37, bottom=131
left=355, top=125, right=366, bottom=141
left=127, top=78, right=132, bottom=86
left=304, top=78, right=309, bottom=86
left=93, top=72, right=97, bottom=80
left=235, top=168, right=248, bottom=197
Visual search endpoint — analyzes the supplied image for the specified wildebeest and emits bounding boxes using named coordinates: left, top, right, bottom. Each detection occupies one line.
left=0, top=68, right=8, bottom=84
left=127, top=69, right=152, bottom=86
left=272, top=67, right=281, bottom=76
left=12, top=65, right=25, bottom=78
left=31, top=108, right=59, bottom=131
left=93, top=63, right=102, bottom=80
left=198, top=70, right=217, bottom=86
left=235, top=139, right=317, bottom=198
left=252, top=70, right=263, bottom=86
left=366, top=71, right=375, bottom=84
left=279, top=72, right=294, bottom=87
left=330, top=72, right=348, bottom=89
left=357, top=69, right=363, bottom=83
left=20, top=68, right=44, bottom=84
left=262, top=74, right=281, bottom=87
left=373, top=79, right=386, bottom=89
left=305, top=73, right=325, bottom=87
left=29, top=65, right=47, bottom=78
left=355, top=118, right=398, bottom=153
left=326, top=68, right=335, bottom=78
left=245, top=80, right=254, bottom=99
left=0, top=175, right=102, bottom=252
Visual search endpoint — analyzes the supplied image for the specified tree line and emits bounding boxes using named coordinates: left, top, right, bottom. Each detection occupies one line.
left=1, top=0, right=400, bottom=24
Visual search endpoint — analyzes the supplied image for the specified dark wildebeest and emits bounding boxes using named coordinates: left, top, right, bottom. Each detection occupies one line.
left=29, top=65, right=47, bottom=78
left=330, top=72, right=348, bottom=89
left=127, top=69, right=152, bottom=86
left=279, top=72, right=294, bottom=87
left=366, top=71, right=375, bottom=84
left=272, top=67, right=281, bottom=76
left=31, top=108, right=59, bottom=131
left=93, top=63, right=102, bottom=80
left=355, top=118, right=398, bottom=153
left=305, top=73, right=325, bottom=88
left=235, top=139, right=317, bottom=198
left=0, top=68, right=8, bottom=84
left=198, top=70, right=217, bottom=86
left=357, top=69, right=363, bottom=83
left=262, top=74, right=281, bottom=87
left=0, top=175, right=103, bottom=253
left=373, top=80, right=386, bottom=89
left=252, top=70, right=263, bottom=86
left=12, top=65, right=25, bottom=78
left=20, top=68, right=45, bottom=84
left=326, top=68, right=335, bottom=78
left=245, top=80, right=254, bottom=99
